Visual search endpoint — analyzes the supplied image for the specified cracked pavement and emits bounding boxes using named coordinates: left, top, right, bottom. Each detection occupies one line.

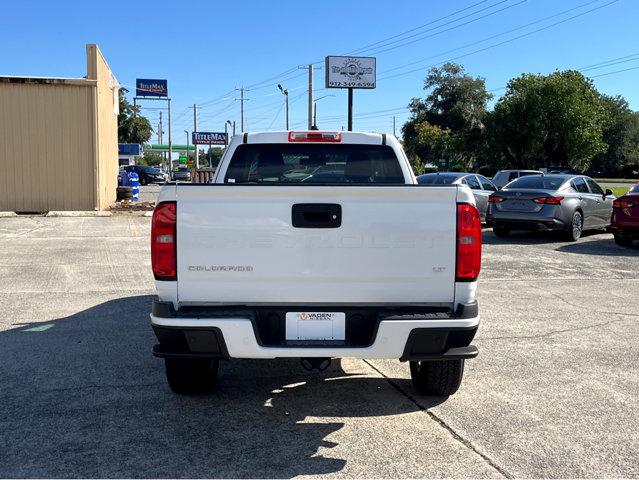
left=0, top=216, right=638, bottom=478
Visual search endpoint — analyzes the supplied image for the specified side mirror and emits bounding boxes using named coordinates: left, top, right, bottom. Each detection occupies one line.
left=605, top=188, right=613, bottom=197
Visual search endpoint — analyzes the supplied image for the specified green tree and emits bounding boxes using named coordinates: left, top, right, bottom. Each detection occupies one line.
left=402, top=63, right=492, bottom=169
left=118, top=90, right=153, bottom=144
left=139, top=150, right=163, bottom=166
left=588, top=95, right=639, bottom=177
left=485, top=71, right=609, bottom=172
left=198, top=147, right=225, bottom=168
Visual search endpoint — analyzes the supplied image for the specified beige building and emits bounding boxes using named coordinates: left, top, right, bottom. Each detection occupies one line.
left=0, top=44, right=119, bottom=212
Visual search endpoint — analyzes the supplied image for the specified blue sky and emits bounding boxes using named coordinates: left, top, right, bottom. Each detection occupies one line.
left=1, top=0, right=637, bottom=141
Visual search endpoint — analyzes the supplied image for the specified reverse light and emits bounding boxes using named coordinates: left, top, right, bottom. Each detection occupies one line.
left=288, top=131, right=342, bottom=142
left=456, top=203, right=482, bottom=282
left=151, top=201, right=177, bottom=281
left=533, top=196, right=564, bottom=205
left=488, top=194, right=505, bottom=203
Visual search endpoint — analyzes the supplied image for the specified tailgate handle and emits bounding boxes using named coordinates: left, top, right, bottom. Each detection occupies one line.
left=292, top=203, right=341, bottom=228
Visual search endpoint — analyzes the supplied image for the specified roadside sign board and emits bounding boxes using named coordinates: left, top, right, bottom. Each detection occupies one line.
left=118, top=143, right=142, bottom=156
left=325, top=56, right=376, bottom=89
left=136, top=79, right=168, bottom=97
left=192, top=131, right=227, bottom=145
left=179, top=155, right=187, bottom=165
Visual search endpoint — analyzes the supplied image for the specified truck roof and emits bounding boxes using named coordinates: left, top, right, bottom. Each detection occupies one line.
left=232, top=131, right=393, bottom=145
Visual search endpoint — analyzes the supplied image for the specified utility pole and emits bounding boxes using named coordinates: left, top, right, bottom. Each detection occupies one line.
left=193, top=104, right=199, bottom=168
left=307, top=64, right=313, bottom=130
left=393, top=116, right=396, bottom=137
left=168, top=98, right=173, bottom=177
left=299, top=64, right=320, bottom=130
left=235, top=87, right=247, bottom=132
left=158, top=111, right=164, bottom=167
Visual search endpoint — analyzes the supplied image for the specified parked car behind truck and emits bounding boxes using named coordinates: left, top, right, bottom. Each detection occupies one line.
left=487, top=174, right=614, bottom=241
left=416, top=172, right=497, bottom=222
left=611, top=183, right=639, bottom=246
left=122, top=165, right=166, bottom=185
left=492, top=169, right=542, bottom=190
left=150, top=131, right=482, bottom=397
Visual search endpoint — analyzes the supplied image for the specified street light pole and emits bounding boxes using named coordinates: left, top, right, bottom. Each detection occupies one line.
left=312, top=94, right=335, bottom=129
left=184, top=130, right=189, bottom=165
left=226, top=120, right=233, bottom=146
left=277, top=84, right=289, bottom=130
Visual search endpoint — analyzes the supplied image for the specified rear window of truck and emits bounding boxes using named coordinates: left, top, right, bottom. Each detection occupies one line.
left=224, top=144, right=405, bottom=184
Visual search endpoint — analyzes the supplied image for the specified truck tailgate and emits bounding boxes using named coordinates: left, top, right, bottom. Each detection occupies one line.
left=175, top=185, right=458, bottom=305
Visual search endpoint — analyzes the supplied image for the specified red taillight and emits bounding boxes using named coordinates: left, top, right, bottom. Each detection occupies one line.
left=532, top=196, right=563, bottom=205
left=456, top=203, right=482, bottom=282
left=288, top=131, right=342, bottom=142
left=613, top=199, right=635, bottom=209
left=488, top=194, right=504, bottom=203
left=151, top=201, right=176, bottom=281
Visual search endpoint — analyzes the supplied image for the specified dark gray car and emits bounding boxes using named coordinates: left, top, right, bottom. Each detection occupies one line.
left=486, top=174, right=614, bottom=241
left=172, top=166, right=191, bottom=182
left=416, top=172, right=496, bottom=222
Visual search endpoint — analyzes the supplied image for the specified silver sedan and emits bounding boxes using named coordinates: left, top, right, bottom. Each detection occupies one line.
left=416, top=172, right=497, bottom=222
left=486, top=174, right=614, bottom=241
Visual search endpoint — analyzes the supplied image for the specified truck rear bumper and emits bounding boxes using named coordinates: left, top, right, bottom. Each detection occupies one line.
left=150, top=302, right=479, bottom=361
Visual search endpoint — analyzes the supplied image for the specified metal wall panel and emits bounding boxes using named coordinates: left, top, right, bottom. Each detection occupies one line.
left=0, top=80, right=96, bottom=211
left=0, top=45, right=119, bottom=212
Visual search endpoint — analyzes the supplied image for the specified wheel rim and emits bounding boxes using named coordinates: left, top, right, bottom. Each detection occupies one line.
left=573, top=213, right=582, bottom=238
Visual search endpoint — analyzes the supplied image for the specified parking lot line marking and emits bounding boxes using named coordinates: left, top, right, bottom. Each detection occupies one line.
left=21, top=324, right=53, bottom=332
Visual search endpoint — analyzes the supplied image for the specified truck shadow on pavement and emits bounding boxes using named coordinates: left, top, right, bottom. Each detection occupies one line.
left=0, top=295, right=442, bottom=478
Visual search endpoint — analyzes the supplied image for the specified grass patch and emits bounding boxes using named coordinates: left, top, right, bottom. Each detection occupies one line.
left=595, top=178, right=638, bottom=184
left=610, top=186, right=632, bottom=197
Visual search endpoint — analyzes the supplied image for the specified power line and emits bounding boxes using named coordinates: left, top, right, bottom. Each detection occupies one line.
left=579, top=53, right=639, bottom=72
left=378, top=0, right=619, bottom=82
left=590, top=65, right=639, bottom=78
left=345, top=0, right=492, bottom=55
left=247, top=67, right=299, bottom=89
left=485, top=51, right=639, bottom=92
left=379, top=0, right=604, bottom=76
left=363, top=0, right=526, bottom=57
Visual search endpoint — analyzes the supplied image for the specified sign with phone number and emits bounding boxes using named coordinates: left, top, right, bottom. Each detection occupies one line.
left=325, top=56, right=376, bottom=90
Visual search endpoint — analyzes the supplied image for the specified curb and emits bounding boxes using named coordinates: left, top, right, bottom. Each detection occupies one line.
left=46, top=211, right=113, bottom=217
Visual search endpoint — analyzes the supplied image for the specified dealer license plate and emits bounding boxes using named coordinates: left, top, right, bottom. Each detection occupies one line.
left=285, top=312, right=346, bottom=341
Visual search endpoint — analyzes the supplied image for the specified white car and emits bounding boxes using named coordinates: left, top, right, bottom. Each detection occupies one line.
left=150, top=131, right=482, bottom=396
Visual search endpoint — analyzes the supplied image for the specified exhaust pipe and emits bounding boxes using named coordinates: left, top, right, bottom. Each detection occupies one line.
left=300, top=357, right=331, bottom=372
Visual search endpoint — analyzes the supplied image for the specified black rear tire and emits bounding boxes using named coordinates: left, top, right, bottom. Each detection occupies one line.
left=493, top=226, right=510, bottom=237
left=116, top=186, right=133, bottom=200
left=165, top=358, right=219, bottom=394
left=564, top=211, right=583, bottom=242
left=409, top=359, right=465, bottom=396
left=614, top=233, right=633, bottom=247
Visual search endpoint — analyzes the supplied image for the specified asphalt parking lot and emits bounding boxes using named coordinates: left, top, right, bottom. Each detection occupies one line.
left=0, top=216, right=637, bottom=478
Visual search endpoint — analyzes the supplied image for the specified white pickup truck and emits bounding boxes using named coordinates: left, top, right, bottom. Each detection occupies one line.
left=150, top=131, right=481, bottom=396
